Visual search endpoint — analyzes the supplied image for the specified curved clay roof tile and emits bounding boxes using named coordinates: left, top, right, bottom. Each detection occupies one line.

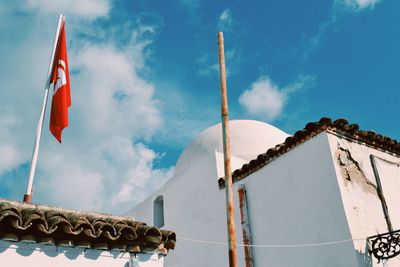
left=347, top=123, right=359, bottom=133
left=94, top=222, right=117, bottom=238
left=71, top=217, right=96, bottom=236
left=266, top=148, right=275, bottom=157
left=284, top=136, right=295, bottom=147
left=218, top=178, right=225, bottom=187
left=294, top=130, right=308, bottom=140
left=305, top=122, right=320, bottom=131
left=256, top=153, right=266, bottom=162
left=318, top=117, right=332, bottom=125
left=0, top=198, right=168, bottom=252
left=21, top=209, right=48, bottom=230
left=0, top=210, right=22, bottom=228
left=357, top=130, right=369, bottom=138
left=333, top=118, right=349, bottom=128
left=119, top=226, right=138, bottom=241
left=140, top=227, right=162, bottom=247
left=46, top=214, right=73, bottom=233
left=394, top=143, right=400, bottom=151
left=249, top=159, right=257, bottom=167
left=161, top=231, right=176, bottom=250
left=60, top=223, right=84, bottom=235
left=101, top=228, right=122, bottom=241
left=82, top=227, right=101, bottom=238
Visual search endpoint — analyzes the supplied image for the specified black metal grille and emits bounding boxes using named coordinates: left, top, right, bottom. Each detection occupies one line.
left=368, top=229, right=400, bottom=262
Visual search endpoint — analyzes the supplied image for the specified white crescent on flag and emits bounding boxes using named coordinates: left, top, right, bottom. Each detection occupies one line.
left=53, top=59, right=67, bottom=94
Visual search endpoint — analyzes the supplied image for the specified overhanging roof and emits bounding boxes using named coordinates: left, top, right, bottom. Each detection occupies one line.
left=0, top=199, right=175, bottom=254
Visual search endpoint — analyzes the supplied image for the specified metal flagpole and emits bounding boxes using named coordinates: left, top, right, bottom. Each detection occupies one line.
left=217, top=31, right=238, bottom=267
left=23, top=14, right=65, bottom=204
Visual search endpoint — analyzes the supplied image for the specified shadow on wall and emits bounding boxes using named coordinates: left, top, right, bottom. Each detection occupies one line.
left=0, top=240, right=125, bottom=260
left=356, top=245, right=373, bottom=267
left=124, top=254, right=154, bottom=267
left=0, top=241, right=59, bottom=258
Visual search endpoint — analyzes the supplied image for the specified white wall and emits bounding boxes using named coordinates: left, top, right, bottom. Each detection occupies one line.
left=130, top=123, right=400, bottom=267
left=130, top=132, right=363, bottom=266
left=130, top=153, right=242, bottom=267
left=327, top=132, right=400, bottom=267
left=129, top=120, right=289, bottom=267
left=0, top=240, right=164, bottom=267
left=234, top=132, right=362, bottom=267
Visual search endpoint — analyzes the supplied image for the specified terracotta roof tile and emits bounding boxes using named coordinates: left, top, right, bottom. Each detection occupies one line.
left=219, top=117, right=399, bottom=188
left=0, top=199, right=176, bottom=253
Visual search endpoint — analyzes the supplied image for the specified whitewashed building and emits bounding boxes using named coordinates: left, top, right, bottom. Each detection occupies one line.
left=0, top=199, right=176, bottom=267
left=129, top=118, right=400, bottom=267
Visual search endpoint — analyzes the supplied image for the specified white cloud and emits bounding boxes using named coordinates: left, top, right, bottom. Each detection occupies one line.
left=239, top=78, right=286, bottom=121
left=0, top=3, right=173, bottom=214
left=239, top=76, right=313, bottom=121
left=218, top=9, right=234, bottom=32
left=303, top=15, right=337, bottom=59
left=197, top=9, right=241, bottom=77
left=35, top=25, right=174, bottom=213
left=336, top=0, right=381, bottom=10
left=25, top=0, right=111, bottom=19
left=0, top=110, right=23, bottom=174
left=113, top=143, right=175, bottom=204
left=304, top=0, right=382, bottom=58
left=197, top=49, right=237, bottom=77
left=219, top=9, right=232, bottom=22
left=71, top=41, right=161, bottom=138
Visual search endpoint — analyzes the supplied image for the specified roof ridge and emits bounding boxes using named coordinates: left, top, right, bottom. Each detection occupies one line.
left=0, top=198, right=134, bottom=221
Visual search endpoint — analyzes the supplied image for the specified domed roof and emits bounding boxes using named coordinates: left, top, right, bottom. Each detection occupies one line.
left=174, top=120, right=289, bottom=175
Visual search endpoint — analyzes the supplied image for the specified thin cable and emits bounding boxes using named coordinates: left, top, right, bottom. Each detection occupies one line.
left=0, top=236, right=369, bottom=253
left=177, top=236, right=367, bottom=248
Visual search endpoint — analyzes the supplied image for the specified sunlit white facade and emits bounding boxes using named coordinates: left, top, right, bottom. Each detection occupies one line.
left=129, top=119, right=400, bottom=267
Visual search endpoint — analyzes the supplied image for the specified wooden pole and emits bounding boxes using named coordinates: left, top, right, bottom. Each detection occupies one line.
left=217, top=31, right=238, bottom=267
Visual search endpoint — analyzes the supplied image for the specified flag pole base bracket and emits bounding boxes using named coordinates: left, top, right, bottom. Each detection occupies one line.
left=23, top=194, right=32, bottom=204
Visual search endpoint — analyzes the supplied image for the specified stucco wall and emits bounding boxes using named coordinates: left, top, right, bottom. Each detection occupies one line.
left=129, top=124, right=400, bottom=266
left=327, top=132, right=400, bottom=267
left=129, top=153, right=243, bottom=267
left=0, top=240, right=164, bottom=267
left=130, top=132, right=368, bottom=266
left=234, top=132, right=363, bottom=267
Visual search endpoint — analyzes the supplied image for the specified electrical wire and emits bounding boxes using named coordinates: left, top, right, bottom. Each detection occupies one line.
left=0, top=236, right=369, bottom=254
left=177, top=236, right=368, bottom=248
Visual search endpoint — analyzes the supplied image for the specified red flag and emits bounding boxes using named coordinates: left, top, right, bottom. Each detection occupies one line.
left=49, top=21, right=71, bottom=143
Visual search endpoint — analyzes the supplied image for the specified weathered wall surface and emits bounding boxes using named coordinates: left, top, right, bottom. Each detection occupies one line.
left=130, top=132, right=364, bottom=267
left=0, top=240, right=164, bottom=267
left=327, top=132, right=400, bottom=267
left=129, top=121, right=400, bottom=267
left=235, top=132, right=361, bottom=267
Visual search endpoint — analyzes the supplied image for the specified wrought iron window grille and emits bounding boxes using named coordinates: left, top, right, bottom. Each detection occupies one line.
left=368, top=229, right=400, bottom=262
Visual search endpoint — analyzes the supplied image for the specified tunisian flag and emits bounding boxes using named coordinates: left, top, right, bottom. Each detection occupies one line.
left=49, top=21, right=71, bottom=143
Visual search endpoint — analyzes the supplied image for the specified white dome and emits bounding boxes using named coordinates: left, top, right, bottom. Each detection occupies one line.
left=174, top=120, right=289, bottom=175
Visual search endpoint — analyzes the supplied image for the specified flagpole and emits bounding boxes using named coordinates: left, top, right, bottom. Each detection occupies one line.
left=23, top=14, right=65, bottom=204
left=217, top=32, right=238, bottom=267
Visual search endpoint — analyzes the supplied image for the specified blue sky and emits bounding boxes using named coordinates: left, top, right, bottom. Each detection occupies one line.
left=0, top=0, right=398, bottom=214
